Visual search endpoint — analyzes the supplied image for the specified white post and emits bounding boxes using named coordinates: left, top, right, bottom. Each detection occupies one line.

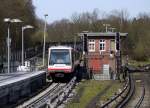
left=74, top=36, right=76, bottom=50
left=22, top=27, right=24, bottom=66
left=43, top=14, right=48, bottom=66
left=7, top=24, right=10, bottom=73
left=106, top=25, right=108, bottom=32
left=103, top=24, right=110, bottom=32
left=4, top=18, right=22, bottom=73
left=21, top=25, right=33, bottom=66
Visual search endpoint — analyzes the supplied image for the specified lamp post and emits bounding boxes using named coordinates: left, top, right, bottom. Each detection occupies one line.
left=74, top=36, right=77, bottom=50
left=43, top=14, right=48, bottom=66
left=4, top=18, right=22, bottom=73
left=22, top=25, right=34, bottom=65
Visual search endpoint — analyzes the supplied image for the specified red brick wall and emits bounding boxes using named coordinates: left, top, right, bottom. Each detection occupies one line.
left=88, top=55, right=110, bottom=74
left=105, top=39, right=110, bottom=52
left=95, top=39, right=99, bottom=53
left=92, top=39, right=111, bottom=52
left=87, top=38, right=115, bottom=74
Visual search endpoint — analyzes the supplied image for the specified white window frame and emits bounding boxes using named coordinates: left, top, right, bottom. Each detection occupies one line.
left=88, top=39, right=95, bottom=52
left=99, top=39, right=106, bottom=51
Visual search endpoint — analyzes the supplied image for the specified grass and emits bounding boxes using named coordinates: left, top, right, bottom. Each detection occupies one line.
left=99, top=80, right=123, bottom=102
left=128, top=58, right=150, bottom=67
left=65, top=80, right=123, bottom=108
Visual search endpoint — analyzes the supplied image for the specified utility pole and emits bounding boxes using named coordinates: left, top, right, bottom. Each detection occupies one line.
left=43, top=14, right=48, bottom=66
left=7, top=23, right=10, bottom=73
left=103, top=24, right=110, bottom=32
left=74, top=36, right=76, bottom=50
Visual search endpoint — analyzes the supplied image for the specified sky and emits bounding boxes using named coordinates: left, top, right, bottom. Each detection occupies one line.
left=33, top=0, right=150, bottom=23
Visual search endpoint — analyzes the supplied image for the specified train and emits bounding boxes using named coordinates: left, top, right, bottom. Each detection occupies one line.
left=47, top=46, right=81, bottom=81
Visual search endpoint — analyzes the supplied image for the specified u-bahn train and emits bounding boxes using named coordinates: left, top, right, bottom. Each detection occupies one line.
left=47, top=46, right=81, bottom=81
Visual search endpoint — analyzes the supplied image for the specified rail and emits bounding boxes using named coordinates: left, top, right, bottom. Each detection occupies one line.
left=48, top=77, right=76, bottom=108
left=100, top=74, right=135, bottom=108
left=116, top=74, right=135, bottom=108
left=16, top=83, right=61, bottom=108
left=17, top=76, right=76, bottom=108
left=135, top=81, right=145, bottom=108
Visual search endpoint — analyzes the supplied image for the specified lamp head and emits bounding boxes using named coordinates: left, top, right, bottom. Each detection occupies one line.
left=11, top=19, right=22, bottom=23
left=23, top=25, right=34, bottom=30
left=4, top=18, right=11, bottom=23
left=44, top=14, right=48, bottom=17
left=4, top=18, right=22, bottom=23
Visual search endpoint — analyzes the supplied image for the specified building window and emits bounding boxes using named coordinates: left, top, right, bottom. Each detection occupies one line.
left=88, top=39, right=95, bottom=52
left=99, top=40, right=105, bottom=51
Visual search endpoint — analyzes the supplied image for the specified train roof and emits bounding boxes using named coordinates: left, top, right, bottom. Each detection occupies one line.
left=49, top=46, right=73, bottom=50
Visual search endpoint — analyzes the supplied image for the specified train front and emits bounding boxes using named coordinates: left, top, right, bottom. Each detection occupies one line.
left=48, top=46, right=73, bottom=81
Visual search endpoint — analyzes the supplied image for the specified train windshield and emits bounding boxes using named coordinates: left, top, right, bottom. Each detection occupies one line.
left=49, top=49, right=71, bottom=65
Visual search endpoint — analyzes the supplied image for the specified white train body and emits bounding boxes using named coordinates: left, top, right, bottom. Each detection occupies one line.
left=48, top=46, right=80, bottom=79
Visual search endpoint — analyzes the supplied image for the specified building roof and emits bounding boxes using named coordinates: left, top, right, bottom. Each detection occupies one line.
left=78, top=32, right=128, bottom=37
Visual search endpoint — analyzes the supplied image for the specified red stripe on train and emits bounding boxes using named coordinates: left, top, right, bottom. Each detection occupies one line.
left=48, top=68, right=72, bottom=73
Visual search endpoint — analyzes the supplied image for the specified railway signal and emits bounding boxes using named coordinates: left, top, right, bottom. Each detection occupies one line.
left=116, top=32, right=120, bottom=51
left=116, top=32, right=122, bottom=80
left=83, top=33, right=88, bottom=53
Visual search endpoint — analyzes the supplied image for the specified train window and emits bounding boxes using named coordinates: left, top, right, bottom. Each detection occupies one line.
left=49, top=49, right=71, bottom=65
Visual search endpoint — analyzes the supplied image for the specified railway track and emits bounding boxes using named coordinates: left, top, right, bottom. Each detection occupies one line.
left=125, top=72, right=149, bottom=108
left=17, top=76, right=76, bottom=108
left=115, top=74, right=135, bottom=108
left=17, top=83, right=62, bottom=108
left=6, top=82, right=52, bottom=108
left=94, top=66, right=150, bottom=108
left=138, top=72, right=150, bottom=107
left=134, top=81, right=145, bottom=108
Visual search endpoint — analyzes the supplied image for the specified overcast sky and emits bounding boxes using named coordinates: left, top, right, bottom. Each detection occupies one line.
left=33, top=0, right=150, bottom=23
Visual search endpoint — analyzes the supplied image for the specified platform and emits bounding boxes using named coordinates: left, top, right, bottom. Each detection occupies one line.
left=0, top=71, right=46, bottom=107
left=0, top=71, right=45, bottom=86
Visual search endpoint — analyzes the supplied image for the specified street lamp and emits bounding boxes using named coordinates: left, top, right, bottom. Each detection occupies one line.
left=43, top=14, right=48, bottom=66
left=4, top=18, right=22, bottom=73
left=103, top=24, right=110, bottom=32
left=22, top=25, right=34, bottom=65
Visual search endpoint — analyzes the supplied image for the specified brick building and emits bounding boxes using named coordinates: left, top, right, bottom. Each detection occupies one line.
left=78, top=32, right=127, bottom=80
